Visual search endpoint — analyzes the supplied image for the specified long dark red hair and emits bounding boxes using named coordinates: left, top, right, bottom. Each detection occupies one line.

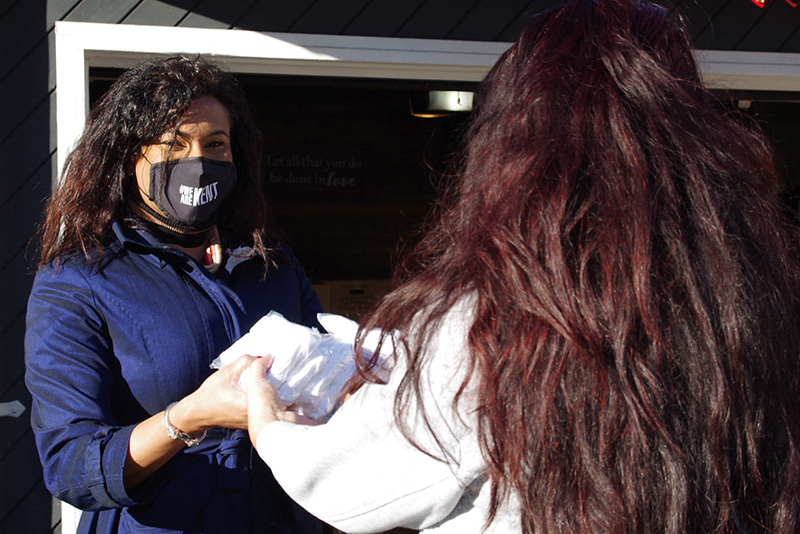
left=358, top=1, right=800, bottom=532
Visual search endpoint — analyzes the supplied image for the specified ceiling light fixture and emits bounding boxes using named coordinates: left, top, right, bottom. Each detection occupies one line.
left=409, top=90, right=474, bottom=118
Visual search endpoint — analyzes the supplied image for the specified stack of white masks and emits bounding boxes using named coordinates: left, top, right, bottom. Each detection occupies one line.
left=211, top=311, right=394, bottom=422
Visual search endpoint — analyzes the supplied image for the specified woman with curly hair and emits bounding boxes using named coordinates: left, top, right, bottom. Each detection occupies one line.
left=246, top=1, right=800, bottom=533
left=25, top=56, right=323, bottom=533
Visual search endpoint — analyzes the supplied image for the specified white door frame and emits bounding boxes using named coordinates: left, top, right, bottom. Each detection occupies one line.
left=53, top=19, right=800, bottom=533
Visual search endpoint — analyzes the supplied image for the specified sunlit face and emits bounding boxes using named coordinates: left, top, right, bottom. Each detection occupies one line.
left=135, top=96, right=233, bottom=213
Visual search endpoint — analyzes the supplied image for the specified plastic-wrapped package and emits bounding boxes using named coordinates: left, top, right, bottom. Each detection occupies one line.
left=211, top=311, right=394, bottom=422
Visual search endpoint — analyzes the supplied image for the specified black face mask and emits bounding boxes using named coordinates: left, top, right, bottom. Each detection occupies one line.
left=148, top=156, right=238, bottom=228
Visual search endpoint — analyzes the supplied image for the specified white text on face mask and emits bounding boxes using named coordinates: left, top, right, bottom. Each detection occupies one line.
left=179, top=182, right=219, bottom=206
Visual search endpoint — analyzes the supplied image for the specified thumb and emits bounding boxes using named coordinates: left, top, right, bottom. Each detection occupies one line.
left=247, top=355, right=282, bottom=444
left=249, top=355, right=274, bottom=385
left=248, top=355, right=280, bottom=408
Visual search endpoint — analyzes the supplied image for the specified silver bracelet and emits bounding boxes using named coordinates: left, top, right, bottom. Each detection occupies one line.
left=164, top=402, right=207, bottom=447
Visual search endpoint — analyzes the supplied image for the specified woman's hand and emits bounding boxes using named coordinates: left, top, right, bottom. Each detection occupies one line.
left=247, top=356, right=316, bottom=446
left=170, top=353, right=253, bottom=433
left=125, top=355, right=254, bottom=489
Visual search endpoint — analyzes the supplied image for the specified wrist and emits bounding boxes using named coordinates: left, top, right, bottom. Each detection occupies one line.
left=248, top=409, right=277, bottom=446
left=165, top=402, right=207, bottom=447
left=167, top=396, right=206, bottom=434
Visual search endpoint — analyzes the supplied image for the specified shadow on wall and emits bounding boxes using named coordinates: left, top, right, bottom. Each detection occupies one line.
left=0, top=0, right=57, bottom=533
left=155, top=0, right=540, bottom=41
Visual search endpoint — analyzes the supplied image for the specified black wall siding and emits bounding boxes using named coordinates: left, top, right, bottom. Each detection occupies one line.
left=64, top=0, right=140, bottom=23
left=2, top=1, right=800, bottom=533
left=696, top=0, right=767, bottom=49
left=1, top=0, right=70, bottom=530
left=337, top=0, right=427, bottom=37
left=288, top=0, right=373, bottom=34
left=0, top=0, right=22, bottom=20
left=679, top=0, right=729, bottom=38
left=122, top=0, right=188, bottom=26
left=234, top=1, right=318, bottom=32
left=736, top=3, right=800, bottom=51
left=0, top=1, right=47, bottom=76
left=0, top=41, right=53, bottom=163
left=782, top=24, right=800, bottom=52
left=446, top=0, right=531, bottom=41
left=178, top=0, right=254, bottom=29
left=393, top=0, right=484, bottom=39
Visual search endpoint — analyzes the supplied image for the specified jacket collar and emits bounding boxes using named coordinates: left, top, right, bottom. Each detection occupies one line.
left=112, top=219, right=181, bottom=256
left=111, top=219, right=258, bottom=275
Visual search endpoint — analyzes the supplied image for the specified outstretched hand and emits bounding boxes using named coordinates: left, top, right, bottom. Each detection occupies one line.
left=179, top=352, right=254, bottom=432
left=125, top=354, right=254, bottom=489
left=247, top=356, right=317, bottom=446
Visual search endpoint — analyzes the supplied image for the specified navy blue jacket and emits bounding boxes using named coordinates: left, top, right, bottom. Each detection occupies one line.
left=25, top=222, right=324, bottom=533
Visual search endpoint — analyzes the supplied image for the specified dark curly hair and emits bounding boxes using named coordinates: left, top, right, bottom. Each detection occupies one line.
left=37, top=55, right=274, bottom=266
left=359, top=1, right=800, bottom=532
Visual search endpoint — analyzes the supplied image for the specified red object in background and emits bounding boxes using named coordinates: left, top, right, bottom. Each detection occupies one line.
left=750, top=0, right=798, bottom=7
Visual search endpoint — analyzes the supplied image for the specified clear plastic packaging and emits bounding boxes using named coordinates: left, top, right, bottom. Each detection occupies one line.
left=211, top=311, right=393, bottom=421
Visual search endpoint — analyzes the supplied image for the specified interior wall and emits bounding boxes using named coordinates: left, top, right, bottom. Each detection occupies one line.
left=246, top=76, right=472, bottom=282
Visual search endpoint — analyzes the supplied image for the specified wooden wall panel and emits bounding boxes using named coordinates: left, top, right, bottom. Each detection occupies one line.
left=63, top=0, right=140, bottom=23
left=1, top=1, right=65, bottom=531
left=393, top=0, right=482, bottom=39
left=0, top=314, right=33, bottom=532
left=695, top=0, right=761, bottom=49
left=122, top=0, right=192, bottom=26
left=0, top=0, right=48, bottom=76
left=0, top=39, right=52, bottom=151
left=234, top=0, right=316, bottom=32
left=0, top=312, right=25, bottom=395
left=736, top=2, right=800, bottom=51
left=178, top=0, right=254, bottom=29
left=0, top=99, right=54, bottom=206
left=47, top=0, right=86, bottom=22
left=447, top=0, right=531, bottom=41
left=0, top=481, right=59, bottom=534
left=0, top=427, right=53, bottom=533
left=0, top=380, right=33, bottom=458
left=783, top=30, right=800, bottom=53
left=677, top=0, right=729, bottom=45
left=288, top=0, right=372, bottom=34
left=496, top=0, right=559, bottom=41
left=1, top=160, right=52, bottom=274
left=339, top=0, right=426, bottom=37
left=0, top=0, right=22, bottom=20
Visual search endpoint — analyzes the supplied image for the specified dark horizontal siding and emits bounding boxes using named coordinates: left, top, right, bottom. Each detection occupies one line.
left=123, top=0, right=192, bottom=26
left=0, top=0, right=82, bottom=530
left=233, top=1, right=318, bottom=32
left=736, top=1, right=800, bottom=51
left=178, top=0, right=254, bottom=29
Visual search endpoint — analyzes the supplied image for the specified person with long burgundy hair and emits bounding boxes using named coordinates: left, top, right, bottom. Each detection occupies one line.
left=245, top=1, right=800, bottom=532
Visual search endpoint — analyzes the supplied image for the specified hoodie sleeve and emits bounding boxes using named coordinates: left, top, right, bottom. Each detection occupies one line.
left=255, top=299, right=485, bottom=533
